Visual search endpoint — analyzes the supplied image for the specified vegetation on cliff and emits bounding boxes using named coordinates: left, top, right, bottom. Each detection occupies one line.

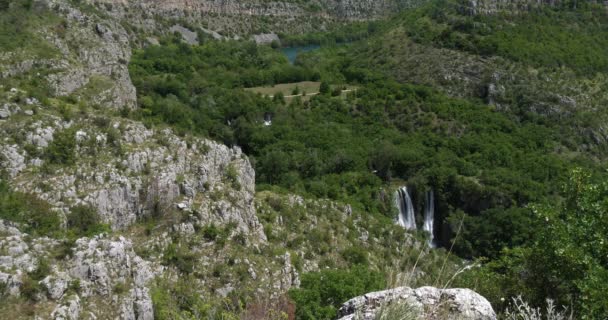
left=2, top=0, right=608, bottom=318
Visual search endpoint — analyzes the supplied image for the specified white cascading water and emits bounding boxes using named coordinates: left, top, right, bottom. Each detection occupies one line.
left=263, top=113, right=272, bottom=126
left=395, top=186, right=416, bottom=230
left=422, top=189, right=435, bottom=247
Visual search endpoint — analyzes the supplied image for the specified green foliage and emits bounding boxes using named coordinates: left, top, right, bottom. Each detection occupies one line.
left=278, top=21, right=379, bottom=47
left=162, top=243, right=196, bottom=274
left=66, top=205, right=110, bottom=237
left=449, top=207, right=539, bottom=259
left=455, top=169, right=608, bottom=318
left=341, top=246, right=368, bottom=266
left=113, top=281, right=128, bottom=295
left=289, top=266, right=385, bottom=320
left=45, top=127, right=77, bottom=166
left=0, top=0, right=59, bottom=57
left=525, top=169, right=608, bottom=318
left=19, top=274, right=42, bottom=301
left=29, top=258, right=50, bottom=281
left=201, top=224, right=221, bottom=241
left=401, top=0, right=608, bottom=74
left=129, top=38, right=583, bottom=258
left=152, top=276, right=213, bottom=319
left=225, top=164, right=241, bottom=190
left=128, top=18, right=608, bottom=318
left=0, top=179, right=61, bottom=237
left=319, top=81, right=330, bottom=95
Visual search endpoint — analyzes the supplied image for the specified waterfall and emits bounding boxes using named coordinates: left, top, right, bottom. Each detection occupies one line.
left=395, top=186, right=416, bottom=230
left=423, top=189, right=435, bottom=247
left=263, top=113, right=272, bottom=126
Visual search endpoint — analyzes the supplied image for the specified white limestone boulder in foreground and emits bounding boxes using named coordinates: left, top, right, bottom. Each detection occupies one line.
left=338, top=286, right=496, bottom=320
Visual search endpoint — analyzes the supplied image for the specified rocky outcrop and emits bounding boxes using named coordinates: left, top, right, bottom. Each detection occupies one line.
left=169, top=25, right=199, bottom=45
left=253, top=33, right=280, bottom=45
left=337, top=286, right=496, bottom=320
left=465, top=0, right=588, bottom=15
left=83, top=0, right=417, bottom=36
left=0, top=0, right=136, bottom=108
left=0, top=221, right=159, bottom=320
left=2, top=115, right=265, bottom=240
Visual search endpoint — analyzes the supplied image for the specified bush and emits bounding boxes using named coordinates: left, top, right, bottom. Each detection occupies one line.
left=29, top=258, right=50, bottom=281
left=289, top=265, right=385, bottom=320
left=45, top=127, right=77, bottom=165
left=225, top=164, right=241, bottom=190
left=0, top=180, right=61, bottom=237
left=202, top=224, right=220, bottom=241
left=66, top=205, right=110, bottom=237
left=319, top=81, right=330, bottom=95
left=152, top=276, right=214, bottom=319
left=20, top=275, right=42, bottom=301
left=341, top=246, right=369, bottom=266
left=162, top=243, right=196, bottom=274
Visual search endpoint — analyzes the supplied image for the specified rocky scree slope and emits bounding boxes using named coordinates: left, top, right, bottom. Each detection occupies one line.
left=83, top=0, right=422, bottom=38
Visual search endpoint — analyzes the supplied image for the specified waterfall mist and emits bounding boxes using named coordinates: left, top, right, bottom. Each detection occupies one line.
left=423, top=189, right=435, bottom=247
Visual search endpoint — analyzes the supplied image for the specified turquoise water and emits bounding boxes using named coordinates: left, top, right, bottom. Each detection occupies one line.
left=281, top=44, right=321, bottom=64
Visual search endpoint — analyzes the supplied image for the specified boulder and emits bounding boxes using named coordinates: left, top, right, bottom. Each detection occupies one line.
left=337, top=286, right=496, bottom=320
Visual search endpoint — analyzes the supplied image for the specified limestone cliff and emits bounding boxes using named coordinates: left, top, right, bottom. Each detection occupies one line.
left=84, top=0, right=420, bottom=36
left=0, top=0, right=136, bottom=109
left=2, top=116, right=265, bottom=238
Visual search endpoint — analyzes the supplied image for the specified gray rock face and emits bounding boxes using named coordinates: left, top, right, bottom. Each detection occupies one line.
left=253, top=33, right=279, bottom=45
left=0, top=220, right=162, bottom=319
left=68, top=236, right=157, bottom=297
left=0, top=0, right=136, bottom=109
left=42, top=273, right=71, bottom=300
left=466, top=0, right=579, bottom=15
left=120, top=287, right=154, bottom=320
left=1, top=145, right=26, bottom=178
left=170, top=25, right=199, bottom=45
left=83, top=0, right=413, bottom=36
left=337, top=286, right=496, bottom=320
left=0, top=106, right=10, bottom=119
left=51, top=295, right=81, bottom=320
left=9, top=119, right=265, bottom=240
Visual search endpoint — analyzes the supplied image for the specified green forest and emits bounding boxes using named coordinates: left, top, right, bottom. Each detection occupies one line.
left=127, top=1, right=608, bottom=315
left=1, top=0, right=608, bottom=318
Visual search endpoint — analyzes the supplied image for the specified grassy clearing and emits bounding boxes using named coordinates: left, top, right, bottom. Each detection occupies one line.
left=245, top=81, right=357, bottom=101
left=245, top=81, right=321, bottom=96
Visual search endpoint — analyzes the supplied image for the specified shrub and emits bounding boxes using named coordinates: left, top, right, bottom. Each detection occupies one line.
left=66, top=205, right=110, bottom=237
left=202, top=224, right=220, bottom=241
left=45, top=127, right=77, bottom=165
left=29, top=258, right=50, bottom=281
left=225, top=164, right=241, bottom=190
left=289, top=265, right=385, bottom=320
left=341, top=246, right=369, bottom=266
left=113, top=281, right=129, bottom=295
left=0, top=180, right=61, bottom=237
left=152, top=276, right=212, bottom=320
left=162, top=243, right=196, bottom=274
left=319, top=81, right=330, bottom=95
left=20, top=275, right=42, bottom=301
